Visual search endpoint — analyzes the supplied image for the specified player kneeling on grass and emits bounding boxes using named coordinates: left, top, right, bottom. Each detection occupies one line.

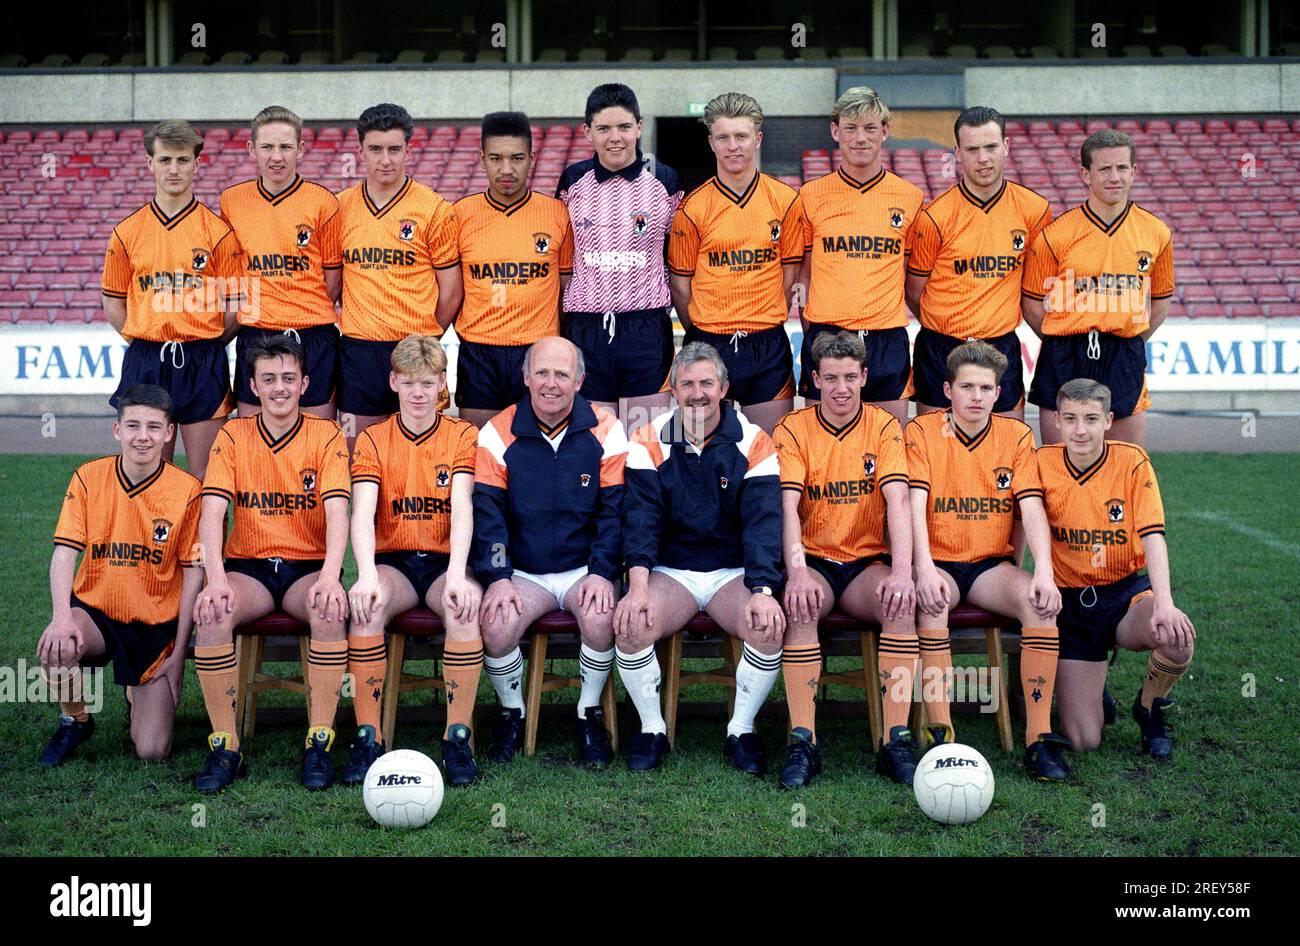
left=345, top=335, right=484, bottom=785
left=906, top=340, right=1071, bottom=781
left=39, top=385, right=203, bottom=766
left=472, top=336, right=628, bottom=768
left=192, top=336, right=351, bottom=792
left=773, top=331, right=918, bottom=787
left=1039, top=379, right=1194, bottom=759
left=614, top=342, right=786, bottom=775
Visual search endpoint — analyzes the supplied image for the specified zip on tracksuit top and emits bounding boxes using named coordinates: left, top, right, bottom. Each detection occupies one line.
left=624, top=403, right=783, bottom=592
left=472, top=393, right=627, bottom=586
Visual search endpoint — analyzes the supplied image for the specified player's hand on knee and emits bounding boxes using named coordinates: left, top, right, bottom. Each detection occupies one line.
left=614, top=586, right=652, bottom=640
left=878, top=571, right=916, bottom=621
left=579, top=574, right=614, bottom=615
left=481, top=579, right=521, bottom=627
left=747, top=593, right=785, bottom=643
left=915, top=568, right=949, bottom=616
left=310, top=576, right=348, bottom=623
left=783, top=567, right=821, bottom=625
left=38, top=616, right=83, bottom=667
left=349, top=575, right=383, bottom=626
left=442, top=573, right=480, bottom=626
left=195, top=580, right=235, bottom=626
left=1152, top=601, right=1195, bottom=650
left=1029, top=571, right=1062, bottom=620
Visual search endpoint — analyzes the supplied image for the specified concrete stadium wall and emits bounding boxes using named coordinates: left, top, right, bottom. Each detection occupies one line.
left=1, top=62, right=1297, bottom=127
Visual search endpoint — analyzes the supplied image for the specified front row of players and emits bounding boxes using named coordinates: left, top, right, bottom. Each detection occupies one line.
left=37, top=332, right=1196, bottom=791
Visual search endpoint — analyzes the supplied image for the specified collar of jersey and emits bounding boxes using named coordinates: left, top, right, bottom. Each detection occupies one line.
left=661, top=402, right=742, bottom=446
left=948, top=412, right=992, bottom=451
left=397, top=412, right=440, bottom=444
left=363, top=177, right=412, bottom=218
left=958, top=177, right=1007, bottom=213
left=486, top=188, right=533, bottom=216
left=512, top=393, right=595, bottom=439
left=837, top=166, right=886, bottom=193
left=258, top=174, right=304, bottom=205
left=257, top=412, right=304, bottom=452
left=711, top=173, right=759, bottom=207
left=149, top=197, right=198, bottom=229
left=815, top=403, right=863, bottom=440
left=115, top=455, right=165, bottom=497
left=1081, top=200, right=1133, bottom=235
left=593, top=150, right=645, bottom=184
left=1064, top=442, right=1110, bottom=483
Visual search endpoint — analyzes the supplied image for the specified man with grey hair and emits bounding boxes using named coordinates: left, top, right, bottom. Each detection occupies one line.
left=614, top=341, right=786, bottom=775
left=667, top=92, right=803, bottom=434
left=471, top=336, right=628, bottom=768
left=786, top=86, right=924, bottom=428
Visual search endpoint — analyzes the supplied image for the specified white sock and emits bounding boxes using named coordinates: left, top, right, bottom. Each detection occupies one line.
left=484, top=648, right=525, bottom=714
left=616, top=644, right=665, bottom=735
left=577, top=643, right=614, bottom=716
left=728, top=643, right=781, bottom=737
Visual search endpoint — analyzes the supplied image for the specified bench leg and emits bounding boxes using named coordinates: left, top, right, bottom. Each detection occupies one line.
left=862, top=629, right=883, bottom=749
left=660, top=632, right=682, bottom=747
left=987, top=627, right=1013, bottom=752
left=382, top=634, right=403, bottom=748
left=523, top=633, right=547, bottom=756
left=722, top=635, right=742, bottom=717
left=237, top=634, right=263, bottom=741
left=600, top=675, right=618, bottom=752
left=297, top=635, right=313, bottom=730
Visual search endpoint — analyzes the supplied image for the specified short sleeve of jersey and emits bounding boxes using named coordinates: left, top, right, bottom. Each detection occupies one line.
left=211, top=229, right=242, bottom=279
left=1021, top=230, right=1058, bottom=301
left=876, top=417, right=909, bottom=489
left=1012, top=427, right=1044, bottom=502
left=908, top=208, right=941, bottom=276
left=667, top=206, right=699, bottom=276
left=201, top=429, right=238, bottom=503
left=318, top=208, right=342, bottom=269
left=453, top=423, right=478, bottom=477
left=1027, top=203, right=1053, bottom=248
left=426, top=201, right=460, bottom=270
left=53, top=470, right=88, bottom=551
left=176, top=485, right=203, bottom=567
left=772, top=421, right=807, bottom=493
left=1131, top=454, right=1166, bottom=538
left=558, top=216, right=575, bottom=275
left=319, top=428, right=351, bottom=502
left=101, top=229, right=130, bottom=298
left=779, top=197, right=806, bottom=263
left=905, top=421, right=931, bottom=491
left=351, top=429, right=382, bottom=486
left=1151, top=238, right=1175, bottom=300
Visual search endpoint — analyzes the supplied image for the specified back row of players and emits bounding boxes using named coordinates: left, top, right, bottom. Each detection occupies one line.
left=37, top=84, right=1195, bottom=792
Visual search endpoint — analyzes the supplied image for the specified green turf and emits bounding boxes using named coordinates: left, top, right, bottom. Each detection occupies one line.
left=1, top=451, right=1296, bottom=856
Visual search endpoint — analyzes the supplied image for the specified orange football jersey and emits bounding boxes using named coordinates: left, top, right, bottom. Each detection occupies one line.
left=773, top=404, right=909, bottom=561
left=786, top=167, right=924, bottom=331
left=906, top=411, right=1043, bottom=563
left=351, top=412, right=478, bottom=554
left=908, top=179, right=1052, bottom=338
left=102, top=198, right=241, bottom=341
left=219, top=175, right=342, bottom=329
left=202, top=413, right=350, bottom=560
left=454, top=189, right=574, bottom=345
left=667, top=173, right=802, bottom=333
left=1038, top=441, right=1165, bottom=588
left=336, top=177, right=459, bottom=340
left=1021, top=202, right=1174, bottom=338
left=54, top=456, right=201, bottom=625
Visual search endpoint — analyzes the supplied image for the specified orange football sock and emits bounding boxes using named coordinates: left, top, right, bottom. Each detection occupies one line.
left=347, top=634, right=388, bottom=741
left=441, top=638, right=485, bottom=736
left=781, top=644, right=821, bottom=739
left=307, top=639, right=349, bottom=731
left=195, top=644, right=239, bottom=750
left=1020, top=627, right=1060, bottom=745
left=878, top=633, right=919, bottom=735
left=918, top=627, right=953, bottom=729
left=42, top=665, right=88, bottom=722
left=1141, top=643, right=1193, bottom=708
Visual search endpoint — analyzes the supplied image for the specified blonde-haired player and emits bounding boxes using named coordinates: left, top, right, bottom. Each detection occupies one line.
left=345, top=335, right=483, bottom=785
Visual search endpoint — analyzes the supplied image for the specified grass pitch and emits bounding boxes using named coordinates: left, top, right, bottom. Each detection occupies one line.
left=0, top=451, right=1296, bottom=856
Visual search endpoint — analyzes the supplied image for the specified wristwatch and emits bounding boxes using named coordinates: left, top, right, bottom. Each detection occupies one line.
left=754, top=586, right=774, bottom=597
